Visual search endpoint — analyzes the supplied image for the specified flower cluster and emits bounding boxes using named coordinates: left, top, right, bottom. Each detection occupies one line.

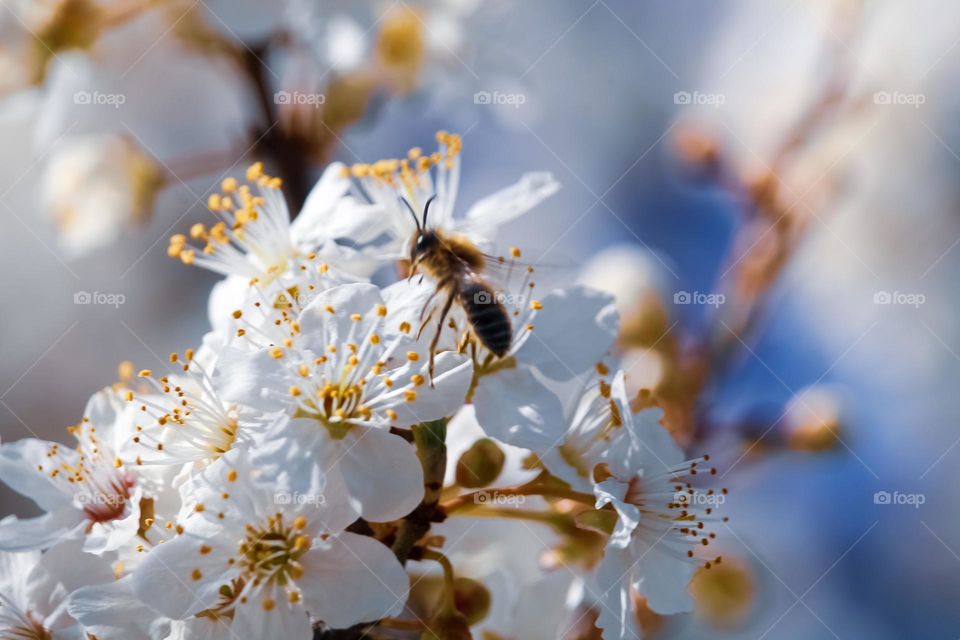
left=0, top=133, right=727, bottom=639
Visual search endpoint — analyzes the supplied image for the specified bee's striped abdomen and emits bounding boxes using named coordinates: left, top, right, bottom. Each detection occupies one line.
left=459, top=281, right=512, bottom=357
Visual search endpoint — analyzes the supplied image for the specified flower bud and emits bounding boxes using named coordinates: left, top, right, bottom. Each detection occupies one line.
left=450, top=577, right=491, bottom=626
left=455, top=438, right=505, bottom=488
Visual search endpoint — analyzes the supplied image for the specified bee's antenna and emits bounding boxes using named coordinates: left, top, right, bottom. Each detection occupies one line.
left=399, top=197, right=422, bottom=232
left=422, top=195, right=437, bottom=229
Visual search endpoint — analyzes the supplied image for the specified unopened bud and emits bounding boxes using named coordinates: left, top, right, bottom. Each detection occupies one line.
left=451, top=577, right=491, bottom=625
left=455, top=438, right=505, bottom=488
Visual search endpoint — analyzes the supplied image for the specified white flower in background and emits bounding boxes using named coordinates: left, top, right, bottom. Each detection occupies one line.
left=287, top=1, right=482, bottom=92
left=42, top=133, right=162, bottom=258
left=592, top=409, right=725, bottom=639
left=0, top=389, right=146, bottom=554
left=0, top=541, right=114, bottom=639
left=131, top=450, right=409, bottom=637
left=0, top=1, right=36, bottom=96
left=216, top=281, right=472, bottom=523
left=335, top=131, right=560, bottom=259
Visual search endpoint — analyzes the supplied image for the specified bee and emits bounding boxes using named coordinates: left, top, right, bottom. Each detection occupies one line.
left=405, top=196, right=513, bottom=379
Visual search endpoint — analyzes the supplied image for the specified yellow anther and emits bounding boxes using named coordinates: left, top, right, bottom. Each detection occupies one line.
left=407, top=351, right=420, bottom=362
left=221, top=177, right=238, bottom=192
left=531, top=300, right=543, bottom=310
left=138, top=369, right=152, bottom=378
left=246, top=162, right=264, bottom=181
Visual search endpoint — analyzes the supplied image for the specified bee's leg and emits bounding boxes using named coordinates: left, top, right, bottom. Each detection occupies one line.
left=428, top=291, right=457, bottom=385
left=417, top=289, right=441, bottom=339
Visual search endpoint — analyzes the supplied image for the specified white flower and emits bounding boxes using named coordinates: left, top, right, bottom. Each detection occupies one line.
left=122, top=349, right=269, bottom=476
left=42, top=133, right=162, bottom=258
left=592, top=410, right=725, bottom=639
left=334, top=131, right=560, bottom=260
left=0, top=541, right=114, bottom=640
left=131, top=450, right=409, bottom=637
left=0, top=389, right=146, bottom=554
left=170, top=161, right=379, bottom=330
left=536, top=369, right=635, bottom=494
left=216, top=281, right=472, bottom=522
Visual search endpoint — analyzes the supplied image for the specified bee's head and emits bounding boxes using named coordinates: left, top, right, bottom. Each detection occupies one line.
left=409, top=229, right=439, bottom=265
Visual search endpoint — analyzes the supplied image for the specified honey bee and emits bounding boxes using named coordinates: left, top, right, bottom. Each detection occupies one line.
left=405, top=196, right=513, bottom=379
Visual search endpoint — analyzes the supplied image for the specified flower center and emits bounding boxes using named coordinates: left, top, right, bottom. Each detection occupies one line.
left=237, top=514, right=311, bottom=587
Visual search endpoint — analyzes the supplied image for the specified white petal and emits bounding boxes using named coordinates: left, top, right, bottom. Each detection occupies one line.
left=131, top=533, right=236, bottom=619
left=513, top=286, right=619, bottom=381
left=593, top=479, right=638, bottom=549
left=460, top=172, right=560, bottom=240
left=68, top=575, right=167, bottom=639
left=297, top=282, right=384, bottom=347
left=387, top=352, right=473, bottom=427
left=290, top=162, right=352, bottom=246
left=472, top=367, right=564, bottom=451
left=0, top=439, right=74, bottom=511
left=332, top=427, right=424, bottom=523
left=594, top=548, right=642, bottom=640
left=299, top=532, right=408, bottom=629
left=0, top=510, right=83, bottom=552
left=231, top=583, right=311, bottom=640
left=628, top=538, right=696, bottom=615
left=214, top=346, right=290, bottom=413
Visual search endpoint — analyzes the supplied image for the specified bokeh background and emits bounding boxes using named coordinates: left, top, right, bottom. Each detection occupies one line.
left=2, top=0, right=959, bottom=637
